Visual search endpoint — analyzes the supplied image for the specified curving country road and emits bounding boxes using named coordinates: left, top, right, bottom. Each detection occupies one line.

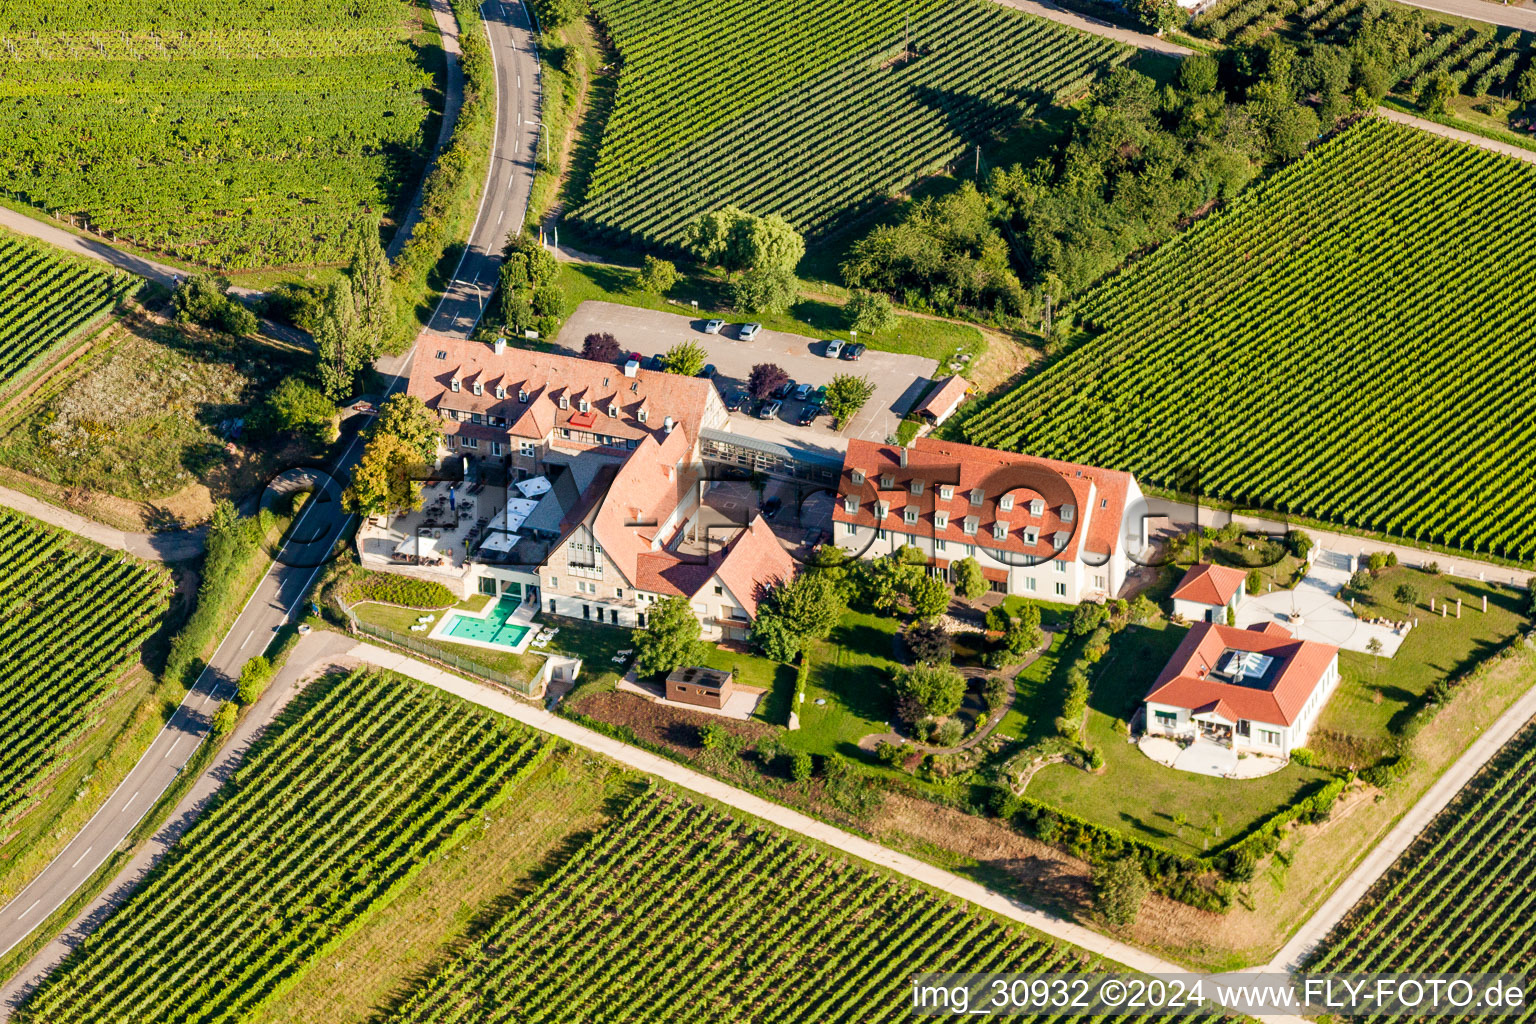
left=0, top=0, right=542, bottom=989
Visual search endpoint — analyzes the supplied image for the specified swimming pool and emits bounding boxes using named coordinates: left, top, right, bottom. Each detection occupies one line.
left=438, top=594, right=532, bottom=650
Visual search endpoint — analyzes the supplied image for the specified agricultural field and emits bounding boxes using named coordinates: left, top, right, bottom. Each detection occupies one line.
left=0, top=509, right=170, bottom=834
left=0, top=0, right=436, bottom=268
left=570, top=0, right=1127, bottom=247
left=962, top=118, right=1536, bottom=561
left=385, top=790, right=1219, bottom=1023
left=0, top=227, right=134, bottom=394
left=1309, top=716, right=1536, bottom=975
left=19, top=669, right=548, bottom=1024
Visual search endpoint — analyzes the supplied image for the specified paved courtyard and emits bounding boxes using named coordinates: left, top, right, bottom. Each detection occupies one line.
left=1236, top=549, right=1408, bottom=656
left=556, top=301, right=938, bottom=451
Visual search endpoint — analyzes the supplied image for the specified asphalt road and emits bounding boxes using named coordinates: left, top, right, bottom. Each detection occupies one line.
left=555, top=301, right=939, bottom=452
left=426, top=0, right=541, bottom=339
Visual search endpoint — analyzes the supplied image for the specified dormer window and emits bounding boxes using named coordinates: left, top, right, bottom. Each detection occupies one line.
left=558, top=395, right=569, bottom=410
left=850, top=469, right=865, bottom=486
left=608, top=403, right=618, bottom=418
left=450, top=378, right=461, bottom=393
left=495, top=385, right=506, bottom=399
left=999, top=494, right=1014, bottom=511
left=578, top=399, right=590, bottom=413
left=1029, top=498, right=1044, bottom=516
left=1060, top=504, right=1076, bottom=522
left=844, top=496, right=859, bottom=514
left=934, top=511, right=949, bottom=529
left=880, top=473, right=895, bottom=489
left=963, top=515, right=979, bottom=535
left=969, top=488, right=984, bottom=506
left=909, top=479, right=923, bottom=496
left=471, top=381, right=483, bottom=396
left=993, top=521, right=1009, bottom=541
left=638, top=408, right=648, bottom=423
left=939, top=485, right=953, bottom=499
left=903, top=505, right=919, bottom=525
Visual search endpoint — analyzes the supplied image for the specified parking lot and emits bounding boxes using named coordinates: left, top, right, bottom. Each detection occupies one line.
left=555, top=301, right=938, bottom=453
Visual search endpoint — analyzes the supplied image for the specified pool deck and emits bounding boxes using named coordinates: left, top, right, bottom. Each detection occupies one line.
left=426, top=596, right=539, bottom=654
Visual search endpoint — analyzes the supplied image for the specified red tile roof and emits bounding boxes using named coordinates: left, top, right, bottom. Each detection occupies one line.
left=1171, top=563, right=1248, bottom=607
left=1144, top=622, right=1338, bottom=727
left=407, top=333, right=719, bottom=448
left=831, top=438, right=1135, bottom=562
left=712, top=516, right=795, bottom=617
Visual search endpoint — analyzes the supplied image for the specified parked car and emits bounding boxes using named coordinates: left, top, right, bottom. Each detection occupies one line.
left=773, top=379, right=798, bottom=400
left=704, top=319, right=725, bottom=334
left=823, top=339, right=844, bottom=358
left=739, top=323, right=762, bottom=341
left=724, top=388, right=748, bottom=412
left=758, top=399, right=782, bottom=420
left=796, top=404, right=823, bottom=426
left=793, top=383, right=814, bottom=402
left=761, top=496, right=783, bottom=521
left=697, top=364, right=717, bottom=380
left=840, top=342, right=865, bottom=361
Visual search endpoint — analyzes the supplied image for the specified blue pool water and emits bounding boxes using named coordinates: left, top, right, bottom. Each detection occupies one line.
left=441, top=594, right=531, bottom=649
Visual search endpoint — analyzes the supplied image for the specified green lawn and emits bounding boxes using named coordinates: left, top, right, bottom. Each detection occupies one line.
left=558, top=260, right=984, bottom=363
left=1315, top=568, right=1527, bottom=766
left=1022, top=618, right=1336, bottom=858
left=781, top=610, right=901, bottom=758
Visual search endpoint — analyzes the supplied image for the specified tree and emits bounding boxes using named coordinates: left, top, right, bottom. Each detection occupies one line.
left=348, top=222, right=393, bottom=359
left=908, top=572, right=952, bottom=621
left=821, top=373, right=876, bottom=429
left=343, top=432, right=425, bottom=517
left=1093, top=857, right=1150, bottom=927
left=893, top=663, right=966, bottom=720
left=731, top=266, right=796, bottom=314
left=662, top=340, right=708, bottom=376
left=315, top=276, right=363, bottom=400
left=844, top=290, right=896, bottom=334
left=372, top=394, right=440, bottom=465
left=951, top=557, right=986, bottom=600
left=633, top=595, right=705, bottom=677
left=1418, top=70, right=1455, bottom=115
left=260, top=378, right=337, bottom=443
left=582, top=331, right=623, bottom=363
left=1394, top=582, right=1421, bottom=611
left=747, top=362, right=789, bottom=400
left=638, top=255, right=677, bottom=294
left=904, top=619, right=952, bottom=665
left=752, top=573, right=846, bottom=662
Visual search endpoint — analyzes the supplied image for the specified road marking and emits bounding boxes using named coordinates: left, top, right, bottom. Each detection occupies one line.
left=124, top=790, right=140, bottom=810
left=164, top=737, right=182, bottom=760
left=16, top=900, right=39, bottom=920
left=70, top=847, right=93, bottom=869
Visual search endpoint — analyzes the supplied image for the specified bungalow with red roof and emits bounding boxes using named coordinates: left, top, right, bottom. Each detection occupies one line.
left=831, top=438, right=1144, bottom=603
left=1143, top=622, right=1340, bottom=754
left=1171, top=562, right=1248, bottom=624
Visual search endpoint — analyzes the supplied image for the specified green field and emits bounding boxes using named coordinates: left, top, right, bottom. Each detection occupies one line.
left=963, top=118, right=1536, bottom=561
left=20, top=669, right=548, bottom=1024
left=0, top=228, right=134, bottom=392
left=569, top=0, right=1127, bottom=247
left=1310, top=715, right=1536, bottom=975
left=385, top=790, right=1220, bottom=1022
left=0, top=509, right=170, bottom=835
left=0, top=0, right=436, bottom=268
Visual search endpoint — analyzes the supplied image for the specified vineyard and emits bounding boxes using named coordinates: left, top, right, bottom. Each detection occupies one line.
left=0, top=227, right=134, bottom=393
left=19, top=669, right=549, bottom=1024
left=1192, top=0, right=1533, bottom=101
left=0, top=0, right=434, bottom=268
left=961, top=118, right=1536, bottom=561
left=1310, top=716, right=1536, bottom=978
left=386, top=791, right=1223, bottom=1023
left=570, top=0, right=1126, bottom=247
left=0, top=509, right=169, bottom=832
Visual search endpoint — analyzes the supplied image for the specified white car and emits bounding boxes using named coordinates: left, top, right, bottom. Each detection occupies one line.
left=704, top=319, right=725, bottom=334
left=739, top=323, right=762, bottom=341
left=824, top=339, right=844, bottom=358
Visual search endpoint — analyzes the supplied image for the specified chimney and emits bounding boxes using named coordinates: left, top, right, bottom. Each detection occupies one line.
left=493, top=336, right=506, bottom=356
left=899, top=446, right=909, bottom=467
